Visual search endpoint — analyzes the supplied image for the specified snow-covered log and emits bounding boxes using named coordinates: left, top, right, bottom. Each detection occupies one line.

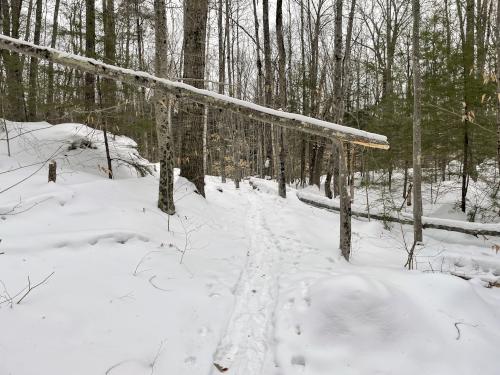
left=297, top=192, right=500, bottom=237
left=0, top=34, right=389, bottom=150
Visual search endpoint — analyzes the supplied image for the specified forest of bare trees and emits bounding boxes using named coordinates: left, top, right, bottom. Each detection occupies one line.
left=1, top=0, right=500, bottom=220
left=3, top=2, right=500, bottom=372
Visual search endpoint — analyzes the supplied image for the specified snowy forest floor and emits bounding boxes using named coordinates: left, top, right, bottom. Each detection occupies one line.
left=1, top=121, right=500, bottom=375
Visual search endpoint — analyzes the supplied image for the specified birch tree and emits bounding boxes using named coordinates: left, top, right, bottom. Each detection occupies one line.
left=154, top=0, right=175, bottom=214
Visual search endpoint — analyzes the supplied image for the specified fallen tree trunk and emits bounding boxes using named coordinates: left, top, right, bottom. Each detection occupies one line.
left=297, top=192, right=500, bottom=237
left=450, top=272, right=500, bottom=288
left=0, top=34, right=389, bottom=149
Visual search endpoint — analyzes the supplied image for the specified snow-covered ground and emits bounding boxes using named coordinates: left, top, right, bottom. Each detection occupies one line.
left=1, top=121, right=500, bottom=375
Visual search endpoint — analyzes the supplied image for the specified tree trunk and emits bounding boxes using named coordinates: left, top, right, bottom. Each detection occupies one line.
left=0, top=34, right=389, bottom=150
left=85, top=0, right=96, bottom=112
left=276, top=0, right=287, bottom=198
left=252, top=0, right=264, bottom=176
left=412, top=0, right=423, bottom=241
left=48, top=160, right=57, bottom=182
left=46, top=0, right=60, bottom=120
left=403, top=160, right=409, bottom=198
left=300, top=138, right=306, bottom=186
left=218, top=0, right=227, bottom=183
left=179, top=0, right=209, bottom=196
left=339, top=142, right=351, bottom=260
left=325, top=145, right=334, bottom=199
left=102, top=0, right=116, bottom=109
left=461, top=0, right=474, bottom=213
left=496, top=0, right=500, bottom=177
left=27, top=0, right=42, bottom=120
left=154, top=0, right=175, bottom=214
left=262, top=0, right=272, bottom=107
left=1, top=0, right=26, bottom=121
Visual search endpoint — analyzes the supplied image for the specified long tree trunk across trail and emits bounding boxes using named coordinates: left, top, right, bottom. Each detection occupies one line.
left=0, top=34, right=389, bottom=150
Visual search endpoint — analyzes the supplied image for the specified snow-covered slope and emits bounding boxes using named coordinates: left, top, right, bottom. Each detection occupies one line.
left=1, top=121, right=500, bottom=375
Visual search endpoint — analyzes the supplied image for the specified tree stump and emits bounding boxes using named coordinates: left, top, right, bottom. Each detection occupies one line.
left=48, top=160, right=57, bottom=182
left=407, top=183, right=413, bottom=206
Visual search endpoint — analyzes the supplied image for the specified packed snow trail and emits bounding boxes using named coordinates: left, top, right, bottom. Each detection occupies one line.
left=214, top=188, right=295, bottom=373
left=212, top=185, right=331, bottom=374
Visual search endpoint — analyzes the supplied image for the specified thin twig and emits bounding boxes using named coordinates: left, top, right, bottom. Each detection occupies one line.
left=454, top=321, right=478, bottom=340
left=16, top=272, right=55, bottom=304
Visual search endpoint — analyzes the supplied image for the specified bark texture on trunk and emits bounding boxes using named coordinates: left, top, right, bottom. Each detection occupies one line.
left=179, top=0, right=209, bottom=196
left=461, top=0, right=474, bottom=213
left=46, top=0, right=60, bottom=120
left=85, top=0, right=96, bottom=112
left=339, top=142, right=351, bottom=260
left=1, top=0, right=26, bottom=121
left=27, top=0, right=42, bottom=120
left=496, top=0, right=500, bottom=177
left=154, top=0, right=175, bottom=214
left=276, top=0, right=287, bottom=198
left=412, top=0, right=423, bottom=242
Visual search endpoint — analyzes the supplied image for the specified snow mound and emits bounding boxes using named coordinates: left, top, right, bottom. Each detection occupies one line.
left=274, top=270, right=500, bottom=375
left=249, top=177, right=290, bottom=195
left=1, top=120, right=151, bottom=185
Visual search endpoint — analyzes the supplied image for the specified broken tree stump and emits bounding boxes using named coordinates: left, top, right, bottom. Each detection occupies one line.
left=48, top=160, right=57, bottom=182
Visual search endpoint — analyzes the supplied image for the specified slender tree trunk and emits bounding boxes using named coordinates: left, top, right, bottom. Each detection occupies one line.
left=412, top=0, right=423, bottom=241
left=300, top=138, right=306, bottom=186
left=27, top=0, right=42, bottom=120
left=276, top=0, right=287, bottom=198
left=218, top=0, right=227, bottom=183
left=339, top=142, right=351, bottom=259
left=154, top=0, right=175, bottom=214
left=461, top=0, right=474, bottom=212
left=262, top=0, right=272, bottom=107
left=403, top=160, right=409, bottom=198
left=102, top=0, right=116, bottom=106
left=100, top=0, right=116, bottom=179
left=496, top=0, right=500, bottom=178
left=85, top=0, right=96, bottom=112
left=1, top=0, right=26, bottom=120
left=325, top=148, right=334, bottom=199
left=252, top=0, right=264, bottom=176
left=46, top=0, right=60, bottom=119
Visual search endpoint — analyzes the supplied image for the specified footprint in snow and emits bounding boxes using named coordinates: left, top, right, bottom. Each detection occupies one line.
left=291, top=355, right=306, bottom=367
left=184, top=356, right=197, bottom=365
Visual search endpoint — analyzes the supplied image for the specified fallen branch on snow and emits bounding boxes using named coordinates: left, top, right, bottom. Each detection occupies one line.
left=297, top=192, right=500, bottom=237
